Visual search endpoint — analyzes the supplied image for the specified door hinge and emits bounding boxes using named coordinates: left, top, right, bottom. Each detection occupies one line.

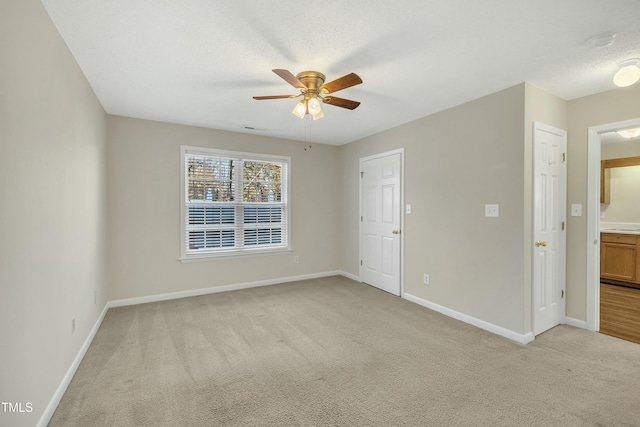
left=361, top=216, right=363, bottom=222
left=360, top=260, right=363, bottom=266
left=562, top=153, right=566, bottom=162
left=561, top=221, right=565, bottom=231
left=360, top=171, right=364, bottom=178
left=561, top=290, right=565, bottom=298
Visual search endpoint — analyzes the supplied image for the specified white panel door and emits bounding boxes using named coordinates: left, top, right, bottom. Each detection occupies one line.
left=533, top=122, right=567, bottom=335
left=360, top=152, right=402, bottom=295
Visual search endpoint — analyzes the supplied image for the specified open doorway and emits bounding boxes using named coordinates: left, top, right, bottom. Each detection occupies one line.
left=586, top=118, right=640, bottom=333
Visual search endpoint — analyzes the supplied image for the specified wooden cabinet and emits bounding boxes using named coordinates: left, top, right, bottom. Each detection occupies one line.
left=600, top=233, right=640, bottom=285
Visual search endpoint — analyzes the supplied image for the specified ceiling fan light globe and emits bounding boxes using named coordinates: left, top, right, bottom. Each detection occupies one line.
left=307, top=97, right=322, bottom=115
left=312, top=109, right=324, bottom=120
left=613, top=64, right=640, bottom=87
left=292, top=100, right=307, bottom=119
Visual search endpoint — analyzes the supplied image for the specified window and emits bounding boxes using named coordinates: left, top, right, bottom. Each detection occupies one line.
left=180, top=146, right=290, bottom=260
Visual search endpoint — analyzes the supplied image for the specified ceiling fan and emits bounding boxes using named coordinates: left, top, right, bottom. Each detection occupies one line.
left=253, top=69, right=363, bottom=120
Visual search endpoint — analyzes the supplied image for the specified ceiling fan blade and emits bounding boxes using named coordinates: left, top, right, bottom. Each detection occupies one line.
left=319, top=73, right=362, bottom=94
left=272, top=69, right=306, bottom=90
left=253, top=95, right=298, bottom=100
left=322, top=96, right=361, bottom=110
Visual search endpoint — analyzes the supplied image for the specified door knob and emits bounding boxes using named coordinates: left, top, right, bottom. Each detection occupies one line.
left=535, top=240, right=547, bottom=247
left=392, top=230, right=400, bottom=235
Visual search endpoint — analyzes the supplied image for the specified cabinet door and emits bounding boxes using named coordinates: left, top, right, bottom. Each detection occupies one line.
left=601, top=242, right=636, bottom=282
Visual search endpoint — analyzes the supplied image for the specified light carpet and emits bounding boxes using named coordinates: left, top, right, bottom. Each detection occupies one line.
left=50, top=276, right=640, bottom=426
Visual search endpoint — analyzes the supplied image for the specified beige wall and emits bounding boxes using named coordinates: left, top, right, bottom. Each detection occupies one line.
left=107, top=116, right=341, bottom=300
left=0, top=1, right=108, bottom=426
left=601, top=141, right=640, bottom=223
left=340, top=84, right=530, bottom=334
left=601, top=165, right=640, bottom=223
left=566, top=84, right=640, bottom=321
left=601, top=140, right=640, bottom=160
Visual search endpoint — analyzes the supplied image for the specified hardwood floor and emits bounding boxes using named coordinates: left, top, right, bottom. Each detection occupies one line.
left=600, top=283, right=640, bottom=344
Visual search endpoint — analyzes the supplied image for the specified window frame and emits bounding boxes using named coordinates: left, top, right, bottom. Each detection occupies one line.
left=179, top=145, right=291, bottom=262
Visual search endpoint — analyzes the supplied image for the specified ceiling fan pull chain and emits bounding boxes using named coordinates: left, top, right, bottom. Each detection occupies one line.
left=304, top=117, right=312, bottom=151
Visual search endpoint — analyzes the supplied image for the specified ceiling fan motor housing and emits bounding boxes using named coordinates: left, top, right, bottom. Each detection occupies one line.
left=296, top=71, right=326, bottom=94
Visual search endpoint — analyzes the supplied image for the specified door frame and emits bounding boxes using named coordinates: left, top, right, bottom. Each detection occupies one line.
left=586, top=117, right=640, bottom=331
left=532, top=121, right=567, bottom=335
left=359, top=148, right=405, bottom=296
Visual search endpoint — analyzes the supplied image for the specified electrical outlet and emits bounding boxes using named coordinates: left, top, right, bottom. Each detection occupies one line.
left=423, top=274, right=430, bottom=285
left=71, top=318, right=76, bottom=334
left=294, top=256, right=300, bottom=264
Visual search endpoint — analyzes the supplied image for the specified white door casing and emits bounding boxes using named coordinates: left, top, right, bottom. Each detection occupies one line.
left=586, top=117, right=640, bottom=332
left=533, top=122, right=567, bottom=335
left=360, top=151, right=403, bottom=296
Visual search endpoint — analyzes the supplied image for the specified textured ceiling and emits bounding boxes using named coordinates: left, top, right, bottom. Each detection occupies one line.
left=41, top=0, right=640, bottom=146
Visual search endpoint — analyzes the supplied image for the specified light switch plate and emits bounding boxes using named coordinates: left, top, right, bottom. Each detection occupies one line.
left=571, top=204, right=582, bottom=217
left=485, top=204, right=499, bottom=217
left=406, top=204, right=412, bottom=214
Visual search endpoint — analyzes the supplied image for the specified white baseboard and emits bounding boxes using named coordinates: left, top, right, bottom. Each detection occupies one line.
left=338, top=270, right=360, bottom=282
left=403, top=293, right=535, bottom=345
left=108, top=270, right=343, bottom=308
left=37, top=304, right=109, bottom=427
left=564, top=316, right=588, bottom=329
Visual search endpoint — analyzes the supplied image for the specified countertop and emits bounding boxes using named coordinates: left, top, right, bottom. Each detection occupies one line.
left=601, top=222, right=640, bottom=235
left=601, top=229, right=640, bottom=235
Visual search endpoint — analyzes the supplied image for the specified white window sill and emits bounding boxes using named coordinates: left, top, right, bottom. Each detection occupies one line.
left=178, top=248, right=292, bottom=263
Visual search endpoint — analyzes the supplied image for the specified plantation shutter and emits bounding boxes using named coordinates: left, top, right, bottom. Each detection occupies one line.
left=181, top=147, right=289, bottom=259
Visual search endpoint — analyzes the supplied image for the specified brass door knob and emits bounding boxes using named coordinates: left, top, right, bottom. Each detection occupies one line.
left=392, top=230, right=400, bottom=235
left=535, top=240, right=547, bottom=247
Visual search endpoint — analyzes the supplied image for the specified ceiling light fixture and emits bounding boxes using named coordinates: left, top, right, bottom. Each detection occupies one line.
left=616, top=127, right=640, bottom=139
left=613, top=59, right=640, bottom=87
left=311, top=109, right=324, bottom=121
left=307, top=96, right=324, bottom=120
left=292, top=99, right=307, bottom=119
left=307, top=96, right=322, bottom=115
left=586, top=33, right=616, bottom=49
left=292, top=95, right=325, bottom=120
